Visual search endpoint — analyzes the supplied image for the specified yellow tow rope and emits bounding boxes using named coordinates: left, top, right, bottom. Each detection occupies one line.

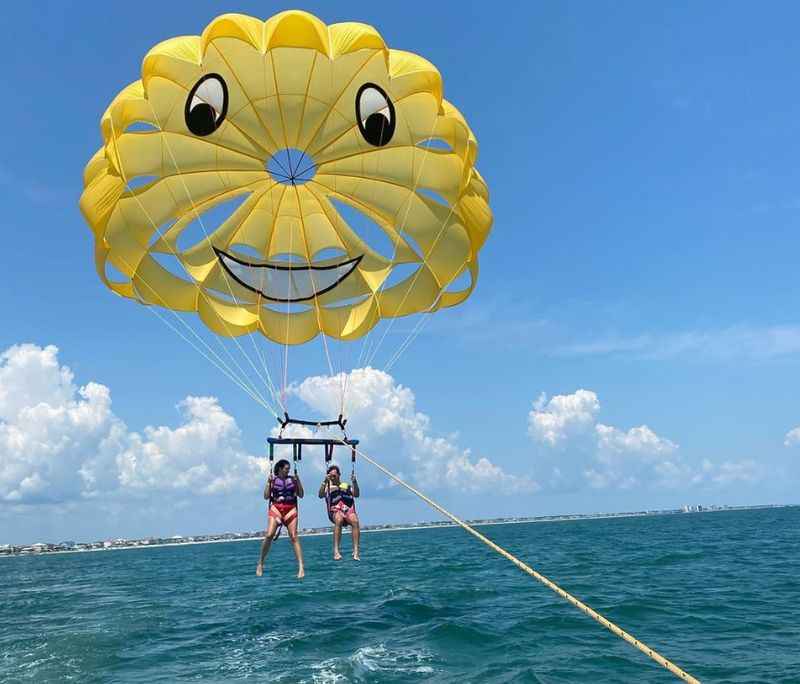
left=351, top=444, right=701, bottom=684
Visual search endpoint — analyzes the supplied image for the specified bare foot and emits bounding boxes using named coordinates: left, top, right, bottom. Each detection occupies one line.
left=256, top=563, right=264, bottom=577
left=297, top=567, right=305, bottom=579
left=333, top=551, right=342, bottom=560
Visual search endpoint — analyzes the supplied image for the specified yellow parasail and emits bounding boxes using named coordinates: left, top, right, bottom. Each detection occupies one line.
left=80, top=10, right=492, bottom=345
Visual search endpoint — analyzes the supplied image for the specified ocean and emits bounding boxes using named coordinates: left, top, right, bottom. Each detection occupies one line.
left=1, top=507, right=798, bottom=683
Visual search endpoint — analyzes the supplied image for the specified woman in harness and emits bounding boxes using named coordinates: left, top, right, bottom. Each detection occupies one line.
left=318, top=465, right=360, bottom=561
left=256, top=459, right=305, bottom=578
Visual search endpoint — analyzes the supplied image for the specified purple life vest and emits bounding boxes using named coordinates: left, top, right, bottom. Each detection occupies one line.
left=271, top=476, right=297, bottom=505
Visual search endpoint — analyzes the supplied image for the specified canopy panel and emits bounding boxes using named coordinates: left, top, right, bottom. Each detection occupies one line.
left=80, top=10, right=492, bottom=344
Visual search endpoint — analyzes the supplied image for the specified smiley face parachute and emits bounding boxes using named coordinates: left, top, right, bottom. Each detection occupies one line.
left=80, top=9, right=491, bottom=347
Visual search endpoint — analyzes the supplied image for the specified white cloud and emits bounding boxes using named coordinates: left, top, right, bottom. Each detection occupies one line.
left=0, top=344, right=264, bottom=505
left=288, top=368, right=537, bottom=493
left=528, top=389, right=756, bottom=491
left=784, top=427, right=800, bottom=447
left=595, top=424, right=678, bottom=456
left=0, top=345, right=534, bottom=510
left=527, top=389, right=599, bottom=446
left=117, top=396, right=264, bottom=494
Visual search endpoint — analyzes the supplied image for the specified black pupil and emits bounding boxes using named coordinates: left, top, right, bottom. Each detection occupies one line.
left=364, top=113, right=390, bottom=146
left=187, top=103, right=217, bottom=136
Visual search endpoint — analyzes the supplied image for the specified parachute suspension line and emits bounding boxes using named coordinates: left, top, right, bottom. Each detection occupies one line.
left=349, top=443, right=701, bottom=684
left=113, top=249, right=276, bottom=415
left=253, top=186, right=292, bottom=414
left=363, top=188, right=461, bottom=371
left=255, top=291, right=287, bottom=414
left=281, top=212, right=295, bottom=406
left=146, top=105, right=284, bottom=417
left=291, top=185, right=339, bottom=409
left=142, top=298, right=276, bottom=415
left=352, top=115, right=439, bottom=372
left=210, top=41, right=280, bottom=158
left=344, top=116, right=441, bottom=414
left=384, top=312, right=429, bottom=374
left=293, top=50, right=379, bottom=167
left=384, top=259, right=470, bottom=374
left=107, top=117, right=278, bottom=417
left=326, top=49, right=349, bottom=418
left=115, top=250, right=275, bottom=415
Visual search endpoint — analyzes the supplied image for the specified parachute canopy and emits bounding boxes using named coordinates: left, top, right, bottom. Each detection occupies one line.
left=80, top=10, right=492, bottom=345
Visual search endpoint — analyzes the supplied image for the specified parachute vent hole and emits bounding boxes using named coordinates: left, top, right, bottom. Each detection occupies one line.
left=152, top=252, right=191, bottom=281
left=445, top=267, right=472, bottom=293
left=104, top=261, right=129, bottom=285
left=329, top=197, right=396, bottom=260
left=205, top=288, right=247, bottom=305
left=177, top=193, right=249, bottom=252
left=417, top=137, right=453, bottom=152
left=399, top=231, right=424, bottom=260
left=125, top=175, right=158, bottom=193
left=383, top=263, right=421, bottom=289
left=312, top=247, right=348, bottom=264
left=417, top=188, right=450, bottom=207
left=147, top=220, right=176, bottom=248
left=125, top=121, right=159, bottom=133
left=323, top=294, right=370, bottom=310
left=270, top=252, right=308, bottom=265
left=264, top=301, right=313, bottom=314
left=228, top=243, right=264, bottom=261
left=267, top=148, right=316, bottom=185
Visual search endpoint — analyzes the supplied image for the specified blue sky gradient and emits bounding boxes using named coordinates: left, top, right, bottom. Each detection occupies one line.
left=2, top=1, right=799, bottom=543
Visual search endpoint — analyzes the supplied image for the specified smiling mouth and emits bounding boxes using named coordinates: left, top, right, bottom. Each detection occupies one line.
left=214, top=247, right=362, bottom=303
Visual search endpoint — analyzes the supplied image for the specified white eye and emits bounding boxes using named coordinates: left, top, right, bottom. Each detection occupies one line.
left=356, top=83, right=395, bottom=147
left=185, top=74, right=228, bottom=136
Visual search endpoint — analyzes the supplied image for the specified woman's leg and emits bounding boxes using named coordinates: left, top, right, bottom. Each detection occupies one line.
left=256, top=516, right=280, bottom=576
left=285, top=514, right=305, bottom=579
left=332, top=512, right=344, bottom=560
left=346, top=511, right=361, bottom=560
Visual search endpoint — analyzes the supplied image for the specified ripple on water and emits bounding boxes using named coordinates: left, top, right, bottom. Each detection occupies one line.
left=2, top=508, right=799, bottom=682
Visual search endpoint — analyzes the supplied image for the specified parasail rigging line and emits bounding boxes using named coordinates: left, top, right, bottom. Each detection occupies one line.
left=115, top=251, right=278, bottom=416
left=347, top=441, right=702, bottom=684
left=145, top=105, right=286, bottom=413
left=384, top=259, right=470, bottom=374
left=362, top=182, right=461, bottom=371
left=108, top=117, right=280, bottom=417
left=343, top=116, right=442, bottom=413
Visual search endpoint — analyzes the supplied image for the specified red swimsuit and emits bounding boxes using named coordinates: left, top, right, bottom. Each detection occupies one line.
left=269, top=477, right=298, bottom=524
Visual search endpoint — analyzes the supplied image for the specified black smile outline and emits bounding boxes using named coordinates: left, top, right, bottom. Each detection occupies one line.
left=213, top=247, right=363, bottom=303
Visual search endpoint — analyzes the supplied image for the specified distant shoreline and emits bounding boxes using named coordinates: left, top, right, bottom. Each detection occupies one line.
left=2, top=503, right=795, bottom=558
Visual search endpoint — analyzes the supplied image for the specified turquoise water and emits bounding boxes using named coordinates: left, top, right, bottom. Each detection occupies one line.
left=2, top=507, right=798, bottom=683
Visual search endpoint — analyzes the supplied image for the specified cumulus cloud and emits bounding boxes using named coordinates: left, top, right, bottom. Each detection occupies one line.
left=528, top=389, right=756, bottom=491
left=117, top=396, right=265, bottom=494
left=287, top=368, right=538, bottom=493
left=784, top=427, right=800, bottom=447
left=527, top=390, right=599, bottom=447
left=595, top=424, right=678, bottom=456
left=0, top=345, right=534, bottom=510
left=0, top=344, right=264, bottom=505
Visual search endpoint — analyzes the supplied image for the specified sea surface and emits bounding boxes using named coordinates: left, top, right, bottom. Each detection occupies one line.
left=1, top=507, right=798, bottom=683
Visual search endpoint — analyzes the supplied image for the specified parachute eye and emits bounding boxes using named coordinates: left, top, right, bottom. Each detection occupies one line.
left=356, top=83, right=395, bottom=147
left=185, top=74, right=228, bottom=136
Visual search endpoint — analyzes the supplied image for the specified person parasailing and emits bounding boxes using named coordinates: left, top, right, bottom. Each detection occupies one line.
left=319, top=464, right=361, bottom=561
left=257, top=458, right=305, bottom=578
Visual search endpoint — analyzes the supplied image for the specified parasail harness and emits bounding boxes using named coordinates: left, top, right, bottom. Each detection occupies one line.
left=267, top=412, right=359, bottom=528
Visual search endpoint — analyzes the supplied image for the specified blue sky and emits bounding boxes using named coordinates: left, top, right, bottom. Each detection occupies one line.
left=2, top=1, right=799, bottom=544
